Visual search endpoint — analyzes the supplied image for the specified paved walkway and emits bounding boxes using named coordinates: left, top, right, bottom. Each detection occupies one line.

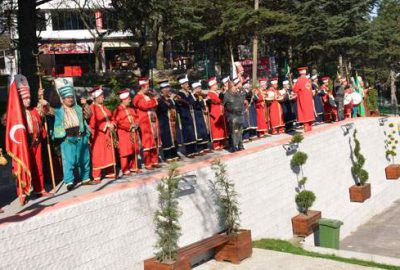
left=341, top=199, right=400, bottom=258
left=195, top=248, right=380, bottom=270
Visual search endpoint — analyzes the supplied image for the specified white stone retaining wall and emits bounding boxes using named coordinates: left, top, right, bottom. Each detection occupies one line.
left=1, top=118, right=400, bottom=269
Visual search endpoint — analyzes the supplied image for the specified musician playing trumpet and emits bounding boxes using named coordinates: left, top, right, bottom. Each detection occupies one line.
left=113, top=89, right=141, bottom=176
left=320, top=77, right=338, bottom=122
left=192, top=81, right=211, bottom=154
left=280, top=80, right=297, bottom=132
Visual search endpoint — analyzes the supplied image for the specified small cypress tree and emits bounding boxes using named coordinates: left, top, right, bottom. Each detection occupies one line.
left=211, top=159, right=240, bottom=235
left=290, top=135, right=316, bottom=215
left=351, top=129, right=369, bottom=186
left=154, top=162, right=182, bottom=263
left=385, top=123, right=398, bottom=164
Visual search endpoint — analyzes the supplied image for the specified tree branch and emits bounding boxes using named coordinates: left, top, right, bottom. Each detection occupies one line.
left=35, top=0, right=54, bottom=7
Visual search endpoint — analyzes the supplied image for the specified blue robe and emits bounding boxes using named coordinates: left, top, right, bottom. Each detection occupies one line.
left=243, top=90, right=257, bottom=141
left=282, top=89, right=297, bottom=131
left=313, top=83, right=325, bottom=123
left=156, top=97, right=179, bottom=160
left=193, top=98, right=210, bottom=151
left=175, top=90, right=197, bottom=155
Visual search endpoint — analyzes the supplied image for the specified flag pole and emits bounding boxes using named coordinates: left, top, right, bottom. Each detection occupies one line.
left=17, top=163, right=24, bottom=206
left=34, top=50, right=56, bottom=192
left=132, top=130, right=138, bottom=172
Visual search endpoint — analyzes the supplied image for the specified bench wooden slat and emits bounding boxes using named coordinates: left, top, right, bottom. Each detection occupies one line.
left=179, top=234, right=229, bottom=258
left=144, top=232, right=229, bottom=268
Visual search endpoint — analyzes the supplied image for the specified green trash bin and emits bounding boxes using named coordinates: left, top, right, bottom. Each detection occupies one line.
left=318, top=218, right=344, bottom=249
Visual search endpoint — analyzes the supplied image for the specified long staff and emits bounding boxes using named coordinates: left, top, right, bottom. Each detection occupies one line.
left=33, top=51, right=56, bottom=191
left=98, top=105, right=118, bottom=179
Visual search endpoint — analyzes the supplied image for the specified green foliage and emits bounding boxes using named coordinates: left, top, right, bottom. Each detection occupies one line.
left=289, top=137, right=316, bottom=214
left=290, top=134, right=304, bottom=144
left=291, top=151, right=308, bottom=167
left=367, top=0, right=400, bottom=81
left=385, top=123, right=398, bottom=164
left=253, top=239, right=400, bottom=270
left=352, top=129, right=369, bottom=185
left=295, top=190, right=316, bottom=214
left=211, top=159, right=240, bottom=235
left=298, top=177, right=307, bottom=187
left=154, top=163, right=182, bottom=263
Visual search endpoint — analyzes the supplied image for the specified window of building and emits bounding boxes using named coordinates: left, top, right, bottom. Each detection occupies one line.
left=102, top=10, right=119, bottom=30
left=37, top=11, right=47, bottom=31
left=51, top=10, right=95, bottom=30
left=0, top=51, right=5, bottom=70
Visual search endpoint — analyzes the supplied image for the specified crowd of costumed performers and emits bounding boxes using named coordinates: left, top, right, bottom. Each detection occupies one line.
left=1, top=65, right=369, bottom=208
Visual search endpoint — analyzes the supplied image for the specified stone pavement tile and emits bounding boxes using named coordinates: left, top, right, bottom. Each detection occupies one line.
left=341, top=200, right=400, bottom=258
left=194, top=249, right=380, bottom=270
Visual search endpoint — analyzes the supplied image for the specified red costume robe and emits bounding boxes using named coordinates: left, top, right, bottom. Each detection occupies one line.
left=320, top=85, right=338, bottom=122
left=25, top=108, right=46, bottom=194
left=293, top=76, right=315, bottom=131
left=207, top=90, right=227, bottom=150
left=89, top=103, right=116, bottom=180
left=254, top=89, right=269, bottom=134
left=132, top=93, right=160, bottom=168
left=113, top=104, right=140, bottom=174
left=265, top=88, right=285, bottom=134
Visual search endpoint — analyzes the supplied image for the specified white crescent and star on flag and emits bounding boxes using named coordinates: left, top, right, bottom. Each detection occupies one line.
left=9, top=124, right=26, bottom=144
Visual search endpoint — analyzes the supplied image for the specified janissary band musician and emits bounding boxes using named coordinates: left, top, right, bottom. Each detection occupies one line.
left=52, top=78, right=96, bottom=191
left=89, top=85, right=117, bottom=181
left=1, top=65, right=370, bottom=207
left=113, top=88, right=141, bottom=176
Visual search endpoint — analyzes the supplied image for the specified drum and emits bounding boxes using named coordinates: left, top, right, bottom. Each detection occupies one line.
left=265, top=91, right=275, bottom=101
left=344, top=93, right=353, bottom=106
left=328, top=95, right=336, bottom=107
left=351, top=92, right=363, bottom=106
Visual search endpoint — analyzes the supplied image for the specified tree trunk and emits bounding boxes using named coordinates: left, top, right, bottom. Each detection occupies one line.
left=390, top=69, right=398, bottom=115
left=338, top=54, right=343, bottom=78
left=156, top=26, right=164, bottom=70
left=251, top=0, right=259, bottom=88
left=94, top=41, right=103, bottom=73
left=17, top=0, right=38, bottom=105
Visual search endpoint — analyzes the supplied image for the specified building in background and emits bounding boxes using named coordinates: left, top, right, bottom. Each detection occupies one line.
left=35, top=0, right=137, bottom=77
left=0, top=0, right=137, bottom=78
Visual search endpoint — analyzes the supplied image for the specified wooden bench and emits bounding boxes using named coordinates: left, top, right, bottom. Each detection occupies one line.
left=144, top=233, right=229, bottom=270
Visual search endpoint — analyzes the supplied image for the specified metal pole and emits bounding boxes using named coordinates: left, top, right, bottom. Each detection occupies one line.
left=252, top=0, right=259, bottom=87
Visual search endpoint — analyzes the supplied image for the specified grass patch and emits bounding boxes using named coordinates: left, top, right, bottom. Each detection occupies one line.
left=253, top=239, right=400, bottom=270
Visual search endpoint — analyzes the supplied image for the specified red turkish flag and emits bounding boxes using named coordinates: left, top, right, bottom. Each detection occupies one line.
left=5, top=78, right=31, bottom=192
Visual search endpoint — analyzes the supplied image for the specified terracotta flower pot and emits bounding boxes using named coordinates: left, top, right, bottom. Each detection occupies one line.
left=291, top=210, right=321, bottom=237
left=215, top=229, right=252, bottom=264
left=349, top=183, right=371, bottom=203
left=144, top=257, right=190, bottom=270
left=385, top=164, right=400, bottom=180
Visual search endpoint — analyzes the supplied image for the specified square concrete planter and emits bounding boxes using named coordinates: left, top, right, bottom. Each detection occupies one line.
left=385, top=164, right=400, bottom=180
left=349, top=183, right=371, bottom=203
left=144, top=257, right=190, bottom=270
left=291, top=210, right=321, bottom=237
left=215, top=229, right=252, bottom=264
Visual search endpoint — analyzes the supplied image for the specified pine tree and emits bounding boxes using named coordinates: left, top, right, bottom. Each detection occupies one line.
left=211, top=159, right=240, bottom=235
left=154, top=162, right=182, bottom=263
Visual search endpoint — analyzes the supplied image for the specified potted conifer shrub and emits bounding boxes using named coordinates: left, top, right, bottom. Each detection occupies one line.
left=384, top=123, right=400, bottom=180
left=290, top=136, right=321, bottom=237
left=211, top=159, right=252, bottom=264
left=349, top=129, right=371, bottom=202
left=144, top=163, right=186, bottom=270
